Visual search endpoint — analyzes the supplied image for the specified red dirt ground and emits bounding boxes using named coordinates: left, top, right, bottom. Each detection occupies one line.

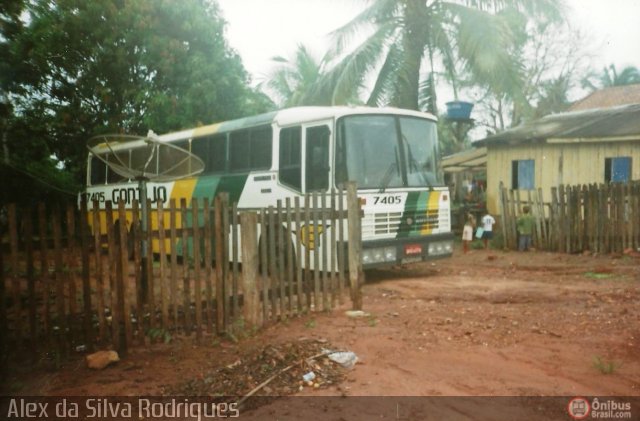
left=3, top=247, right=639, bottom=418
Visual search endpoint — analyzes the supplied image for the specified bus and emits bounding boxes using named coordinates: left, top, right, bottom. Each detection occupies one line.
left=84, top=106, right=453, bottom=268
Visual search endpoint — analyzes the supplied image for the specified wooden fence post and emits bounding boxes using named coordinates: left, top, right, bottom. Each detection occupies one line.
left=79, top=199, right=93, bottom=352
left=240, top=212, right=260, bottom=329
left=213, top=194, right=225, bottom=334
left=346, top=182, right=363, bottom=310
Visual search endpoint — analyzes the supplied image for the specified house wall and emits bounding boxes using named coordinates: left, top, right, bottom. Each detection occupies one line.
left=486, top=139, right=640, bottom=214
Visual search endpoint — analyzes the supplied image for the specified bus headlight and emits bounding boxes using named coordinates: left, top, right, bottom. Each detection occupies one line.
left=363, top=246, right=397, bottom=264
left=428, top=241, right=453, bottom=256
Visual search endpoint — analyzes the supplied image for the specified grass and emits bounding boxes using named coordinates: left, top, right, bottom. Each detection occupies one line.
left=592, top=356, right=620, bottom=374
left=304, top=318, right=316, bottom=329
left=584, top=272, right=615, bottom=280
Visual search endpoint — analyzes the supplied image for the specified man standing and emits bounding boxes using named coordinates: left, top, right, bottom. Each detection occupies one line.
left=516, top=206, right=535, bottom=251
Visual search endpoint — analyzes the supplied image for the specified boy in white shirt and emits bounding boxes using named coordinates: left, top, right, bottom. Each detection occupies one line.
left=480, top=213, right=496, bottom=250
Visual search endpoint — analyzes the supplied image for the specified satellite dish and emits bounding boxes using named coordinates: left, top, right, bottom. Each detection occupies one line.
left=87, top=131, right=205, bottom=182
left=87, top=131, right=205, bottom=303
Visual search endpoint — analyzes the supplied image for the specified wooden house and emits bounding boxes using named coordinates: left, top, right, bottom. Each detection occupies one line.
left=475, top=85, right=640, bottom=214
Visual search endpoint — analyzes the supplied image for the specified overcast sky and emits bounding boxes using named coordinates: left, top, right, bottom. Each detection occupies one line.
left=217, top=0, right=640, bottom=87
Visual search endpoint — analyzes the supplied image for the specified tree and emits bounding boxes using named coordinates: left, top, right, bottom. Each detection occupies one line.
left=261, top=44, right=323, bottom=107
left=314, top=0, right=563, bottom=112
left=2, top=0, right=271, bottom=204
left=472, top=20, right=593, bottom=133
left=582, top=64, right=640, bottom=90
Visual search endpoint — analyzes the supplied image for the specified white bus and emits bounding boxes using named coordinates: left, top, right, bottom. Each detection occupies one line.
left=84, top=106, right=453, bottom=268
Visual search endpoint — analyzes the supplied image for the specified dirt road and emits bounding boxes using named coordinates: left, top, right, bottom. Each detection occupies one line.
left=4, top=249, right=639, bottom=416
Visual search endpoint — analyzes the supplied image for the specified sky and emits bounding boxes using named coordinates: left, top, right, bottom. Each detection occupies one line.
left=217, top=0, right=640, bottom=89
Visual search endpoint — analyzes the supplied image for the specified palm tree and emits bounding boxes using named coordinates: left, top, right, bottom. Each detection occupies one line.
left=598, top=64, right=640, bottom=88
left=261, top=44, right=324, bottom=107
left=314, top=0, right=563, bottom=113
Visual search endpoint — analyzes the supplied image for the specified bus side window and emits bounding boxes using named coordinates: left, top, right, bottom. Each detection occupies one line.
left=191, top=136, right=210, bottom=173
left=250, top=126, right=272, bottom=170
left=305, top=125, right=330, bottom=192
left=279, top=126, right=302, bottom=191
left=209, top=134, right=227, bottom=173
left=91, top=155, right=107, bottom=185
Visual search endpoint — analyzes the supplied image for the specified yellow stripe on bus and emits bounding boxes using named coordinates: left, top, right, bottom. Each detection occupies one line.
left=421, top=191, right=440, bottom=235
left=193, top=123, right=222, bottom=138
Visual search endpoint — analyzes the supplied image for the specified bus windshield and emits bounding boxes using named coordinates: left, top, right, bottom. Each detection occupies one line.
left=336, top=115, right=441, bottom=189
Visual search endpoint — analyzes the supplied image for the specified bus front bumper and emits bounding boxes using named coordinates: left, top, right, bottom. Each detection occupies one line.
left=360, top=232, right=455, bottom=269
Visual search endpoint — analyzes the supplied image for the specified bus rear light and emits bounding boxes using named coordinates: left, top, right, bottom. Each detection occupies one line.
left=359, top=197, right=367, bottom=207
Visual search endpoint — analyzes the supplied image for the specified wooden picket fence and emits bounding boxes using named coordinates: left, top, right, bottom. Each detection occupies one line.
left=0, top=184, right=363, bottom=363
left=499, top=181, right=640, bottom=253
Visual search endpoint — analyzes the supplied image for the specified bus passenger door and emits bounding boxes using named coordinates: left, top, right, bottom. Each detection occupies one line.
left=304, top=123, right=331, bottom=192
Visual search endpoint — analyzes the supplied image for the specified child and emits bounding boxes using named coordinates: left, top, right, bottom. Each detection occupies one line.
left=516, top=206, right=535, bottom=251
left=462, top=213, right=475, bottom=253
left=480, top=212, right=496, bottom=250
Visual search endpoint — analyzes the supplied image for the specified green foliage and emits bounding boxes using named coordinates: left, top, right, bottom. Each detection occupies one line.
left=1, top=0, right=273, bottom=204
left=317, top=0, right=564, bottom=112
left=147, top=327, right=172, bottom=344
left=584, top=272, right=615, bottom=280
left=592, top=356, right=620, bottom=374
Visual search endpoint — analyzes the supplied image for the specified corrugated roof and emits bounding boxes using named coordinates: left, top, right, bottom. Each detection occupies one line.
left=442, top=147, right=487, bottom=173
left=476, top=103, right=640, bottom=146
left=569, top=84, right=640, bottom=111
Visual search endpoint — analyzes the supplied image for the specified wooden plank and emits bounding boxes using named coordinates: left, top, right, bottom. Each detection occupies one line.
left=191, top=198, right=202, bottom=341
left=145, top=199, right=154, bottom=328
left=321, top=193, right=329, bottom=311
left=231, top=201, right=239, bottom=321
left=105, top=202, right=118, bottom=350
left=549, top=187, right=558, bottom=251
left=158, top=200, right=169, bottom=331
left=52, top=205, right=67, bottom=355
left=304, top=195, right=312, bottom=310
left=92, top=201, right=105, bottom=343
left=0, top=237, right=6, bottom=361
left=65, top=205, right=77, bottom=342
left=337, top=186, right=345, bottom=304
left=293, top=197, right=303, bottom=312
left=598, top=184, right=606, bottom=253
left=285, top=198, right=294, bottom=314
left=24, top=208, right=37, bottom=346
left=117, top=201, right=131, bottom=355
left=276, top=200, right=286, bottom=318
left=558, top=185, right=566, bottom=253
left=39, top=203, right=52, bottom=340
left=508, top=189, right=517, bottom=250
left=8, top=204, right=22, bottom=346
left=602, top=184, right=610, bottom=253
left=221, top=194, right=230, bottom=330
left=259, top=210, right=269, bottom=323
left=180, top=198, right=191, bottom=334
left=203, top=199, right=214, bottom=333
left=537, top=188, right=548, bottom=250
left=240, top=212, right=259, bottom=329
left=79, top=199, right=93, bottom=352
left=330, top=189, right=337, bottom=309
left=312, top=193, right=320, bottom=311
left=630, top=182, right=640, bottom=251
left=267, top=206, right=278, bottom=318
left=214, top=195, right=225, bottom=334
left=346, top=182, right=363, bottom=310
left=131, top=200, right=143, bottom=341
left=169, top=199, right=179, bottom=328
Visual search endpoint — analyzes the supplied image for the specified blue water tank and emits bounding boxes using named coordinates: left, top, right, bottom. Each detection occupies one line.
left=446, top=101, right=474, bottom=120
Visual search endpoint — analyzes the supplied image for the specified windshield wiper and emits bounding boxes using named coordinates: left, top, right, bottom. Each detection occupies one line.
left=402, top=134, right=434, bottom=191
left=378, top=146, right=400, bottom=193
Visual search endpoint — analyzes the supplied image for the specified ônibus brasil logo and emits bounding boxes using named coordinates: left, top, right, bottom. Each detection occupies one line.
left=567, top=397, right=591, bottom=420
